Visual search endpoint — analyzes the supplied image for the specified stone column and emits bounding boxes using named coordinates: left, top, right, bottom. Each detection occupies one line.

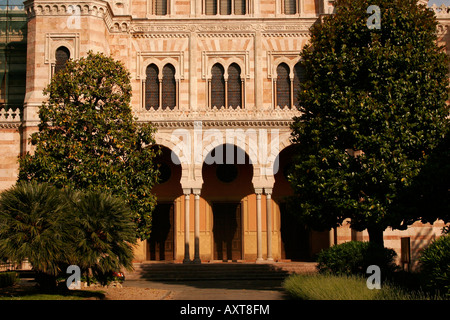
left=265, top=188, right=273, bottom=261
left=330, top=227, right=337, bottom=247
left=193, top=188, right=201, bottom=263
left=255, top=188, right=263, bottom=262
left=183, top=188, right=191, bottom=263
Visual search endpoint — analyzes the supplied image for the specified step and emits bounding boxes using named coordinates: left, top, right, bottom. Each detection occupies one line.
left=124, top=262, right=317, bottom=281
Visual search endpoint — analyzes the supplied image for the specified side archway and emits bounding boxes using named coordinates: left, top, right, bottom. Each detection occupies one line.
left=147, top=145, right=183, bottom=261
left=273, top=144, right=330, bottom=261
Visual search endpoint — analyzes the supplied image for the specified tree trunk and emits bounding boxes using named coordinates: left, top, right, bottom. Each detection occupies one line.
left=367, top=226, right=384, bottom=247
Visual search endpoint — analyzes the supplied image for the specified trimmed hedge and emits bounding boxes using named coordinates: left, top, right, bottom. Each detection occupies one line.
left=316, top=241, right=398, bottom=277
left=0, top=271, right=19, bottom=288
left=419, top=235, right=450, bottom=296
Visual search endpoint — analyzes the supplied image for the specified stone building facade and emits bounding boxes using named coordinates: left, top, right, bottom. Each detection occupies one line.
left=0, top=0, right=448, bottom=268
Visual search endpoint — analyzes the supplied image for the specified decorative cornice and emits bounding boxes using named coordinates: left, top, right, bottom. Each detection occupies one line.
left=430, top=4, right=450, bottom=17
left=24, top=1, right=317, bottom=35
left=148, top=120, right=295, bottom=129
left=24, top=0, right=129, bottom=33
left=262, top=32, right=310, bottom=38
left=132, top=33, right=189, bottom=38
left=0, top=107, right=23, bottom=128
left=131, top=21, right=313, bottom=37
left=24, top=0, right=110, bottom=19
left=22, top=1, right=450, bottom=38
left=134, top=106, right=300, bottom=128
left=197, top=32, right=255, bottom=38
left=0, top=123, right=22, bottom=129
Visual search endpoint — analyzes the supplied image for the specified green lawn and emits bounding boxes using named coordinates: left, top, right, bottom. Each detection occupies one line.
left=0, top=283, right=105, bottom=300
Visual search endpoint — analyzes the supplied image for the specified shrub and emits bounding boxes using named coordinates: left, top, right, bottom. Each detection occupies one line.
left=0, top=181, right=72, bottom=288
left=0, top=182, right=137, bottom=289
left=419, top=235, right=450, bottom=296
left=0, top=271, right=19, bottom=288
left=316, top=241, right=398, bottom=277
left=68, top=190, right=137, bottom=286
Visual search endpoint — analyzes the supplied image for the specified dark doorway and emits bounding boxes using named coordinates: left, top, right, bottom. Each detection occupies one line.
left=212, top=202, right=242, bottom=261
left=148, top=202, right=174, bottom=261
left=280, top=202, right=311, bottom=261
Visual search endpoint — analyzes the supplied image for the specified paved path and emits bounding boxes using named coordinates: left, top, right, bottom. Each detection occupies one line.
left=123, top=279, right=289, bottom=300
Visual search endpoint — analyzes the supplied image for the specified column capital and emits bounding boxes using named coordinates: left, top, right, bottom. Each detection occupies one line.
left=192, top=188, right=201, bottom=196
left=182, top=188, right=192, bottom=195
left=264, top=188, right=273, bottom=195
left=254, top=188, right=263, bottom=195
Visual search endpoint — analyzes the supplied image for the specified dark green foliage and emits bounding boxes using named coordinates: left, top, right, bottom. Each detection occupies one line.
left=419, top=235, right=450, bottom=296
left=288, top=0, right=450, bottom=244
left=68, top=190, right=137, bottom=285
left=18, top=51, right=159, bottom=240
left=0, top=181, right=72, bottom=282
left=396, top=133, right=450, bottom=227
left=317, top=241, right=398, bottom=277
left=0, top=182, right=137, bottom=288
left=0, top=272, right=19, bottom=288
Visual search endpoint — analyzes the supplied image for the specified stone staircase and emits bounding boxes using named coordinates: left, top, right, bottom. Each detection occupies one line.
left=124, top=261, right=317, bottom=281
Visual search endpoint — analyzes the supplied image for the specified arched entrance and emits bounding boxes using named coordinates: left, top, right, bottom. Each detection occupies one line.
left=201, top=144, right=253, bottom=261
left=148, top=145, right=182, bottom=261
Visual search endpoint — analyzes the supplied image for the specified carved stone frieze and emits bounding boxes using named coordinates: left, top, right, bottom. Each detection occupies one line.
left=135, top=106, right=301, bottom=128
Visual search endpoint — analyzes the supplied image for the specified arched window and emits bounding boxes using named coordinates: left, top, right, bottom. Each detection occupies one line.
left=54, top=46, right=70, bottom=75
left=145, top=64, right=160, bottom=110
left=284, top=0, right=297, bottom=15
left=162, top=64, right=176, bottom=110
left=293, top=62, right=306, bottom=108
left=227, top=63, right=242, bottom=109
left=276, top=63, right=291, bottom=108
left=211, top=63, right=225, bottom=108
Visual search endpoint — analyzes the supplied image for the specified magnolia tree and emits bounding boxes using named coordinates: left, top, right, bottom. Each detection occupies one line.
left=288, top=0, right=450, bottom=245
left=19, top=51, right=160, bottom=240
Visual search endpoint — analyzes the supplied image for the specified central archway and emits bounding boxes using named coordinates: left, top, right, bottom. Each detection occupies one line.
left=202, top=144, right=253, bottom=261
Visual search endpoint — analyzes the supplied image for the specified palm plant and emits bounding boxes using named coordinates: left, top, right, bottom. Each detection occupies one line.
left=69, top=190, right=137, bottom=285
left=0, top=181, right=71, bottom=287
